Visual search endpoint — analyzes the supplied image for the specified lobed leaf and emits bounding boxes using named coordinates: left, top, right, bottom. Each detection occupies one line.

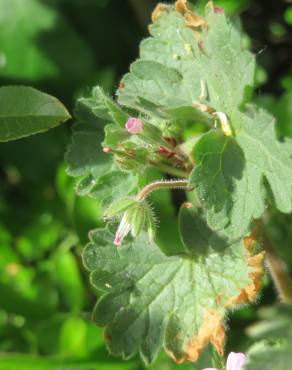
left=83, top=205, right=263, bottom=364
left=117, top=1, right=254, bottom=123
left=191, top=106, right=292, bottom=240
left=87, top=86, right=129, bottom=127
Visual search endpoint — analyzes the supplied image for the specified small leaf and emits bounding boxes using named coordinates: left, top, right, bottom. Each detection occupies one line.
left=87, top=86, right=128, bottom=127
left=65, top=98, right=138, bottom=208
left=0, top=86, right=70, bottom=142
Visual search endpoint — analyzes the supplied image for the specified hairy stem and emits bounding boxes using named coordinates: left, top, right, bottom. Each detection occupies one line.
left=263, top=237, right=292, bottom=303
left=136, top=179, right=189, bottom=201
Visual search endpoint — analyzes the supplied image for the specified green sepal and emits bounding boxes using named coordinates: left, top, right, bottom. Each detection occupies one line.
left=139, top=122, right=164, bottom=147
left=127, top=201, right=156, bottom=239
left=104, top=197, right=137, bottom=219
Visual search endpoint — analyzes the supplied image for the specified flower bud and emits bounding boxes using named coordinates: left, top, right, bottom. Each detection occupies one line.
left=104, top=197, right=137, bottom=219
left=113, top=200, right=156, bottom=246
left=125, top=117, right=144, bottom=134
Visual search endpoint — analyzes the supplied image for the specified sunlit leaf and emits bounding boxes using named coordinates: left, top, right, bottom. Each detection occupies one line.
left=0, top=86, right=70, bottom=142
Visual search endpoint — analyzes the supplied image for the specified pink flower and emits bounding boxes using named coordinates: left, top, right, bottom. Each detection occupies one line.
left=203, top=352, right=246, bottom=370
left=125, top=117, right=144, bottom=134
left=113, top=213, right=131, bottom=247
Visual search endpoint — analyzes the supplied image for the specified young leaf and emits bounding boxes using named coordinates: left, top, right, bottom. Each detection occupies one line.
left=65, top=100, right=112, bottom=189
left=83, top=86, right=128, bottom=126
left=65, top=97, right=138, bottom=208
left=83, top=212, right=263, bottom=364
left=117, top=1, right=254, bottom=121
left=0, top=86, right=70, bottom=142
left=190, top=106, right=292, bottom=240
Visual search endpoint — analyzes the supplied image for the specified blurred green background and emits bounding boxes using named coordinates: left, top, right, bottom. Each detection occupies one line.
left=0, top=0, right=292, bottom=369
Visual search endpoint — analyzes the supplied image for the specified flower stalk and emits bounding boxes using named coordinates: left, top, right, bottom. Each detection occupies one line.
left=136, top=179, right=190, bottom=201
left=113, top=179, right=190, bottom=246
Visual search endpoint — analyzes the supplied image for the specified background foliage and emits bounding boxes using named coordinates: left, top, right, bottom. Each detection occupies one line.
left=0, top=0, right=292, bottom=369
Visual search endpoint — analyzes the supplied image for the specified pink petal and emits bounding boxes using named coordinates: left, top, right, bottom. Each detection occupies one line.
left=202, top=368, right=218, bottom=370
left=226, top=352, right=246, bottom=370
left=214, top=6, right=224, bottom=14
left=113, top=214, right=131, bottom=247
left=125, top=117, right=144, bottom=134
left=113, top=235, right=122, bottom=246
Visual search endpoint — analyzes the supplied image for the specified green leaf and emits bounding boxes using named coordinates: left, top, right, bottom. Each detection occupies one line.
left=179, top=204, right=228, bottom=255
left=245, top=343, right=292, bottom=370
left=83, top=214, right=262, bottom=364
left=190, top=130, right=246, bottom=239
left=66, top=97, right=138, bottom=208
left=117, top=2, right=254, bottom=122
left=247, top=305, right=292, bottom=341
left=190, top=106, right=292, bottom=240
left=0, top=86, right=70, bottom=142
left=83, top=86, right=128, bottom=126
left=65, top=98, right=111, bottom=181
left=245, top=306, right=292, bottom=370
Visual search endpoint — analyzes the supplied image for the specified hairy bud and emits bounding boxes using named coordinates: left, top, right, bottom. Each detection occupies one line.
left=125, top=117, right=144, bottom=134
